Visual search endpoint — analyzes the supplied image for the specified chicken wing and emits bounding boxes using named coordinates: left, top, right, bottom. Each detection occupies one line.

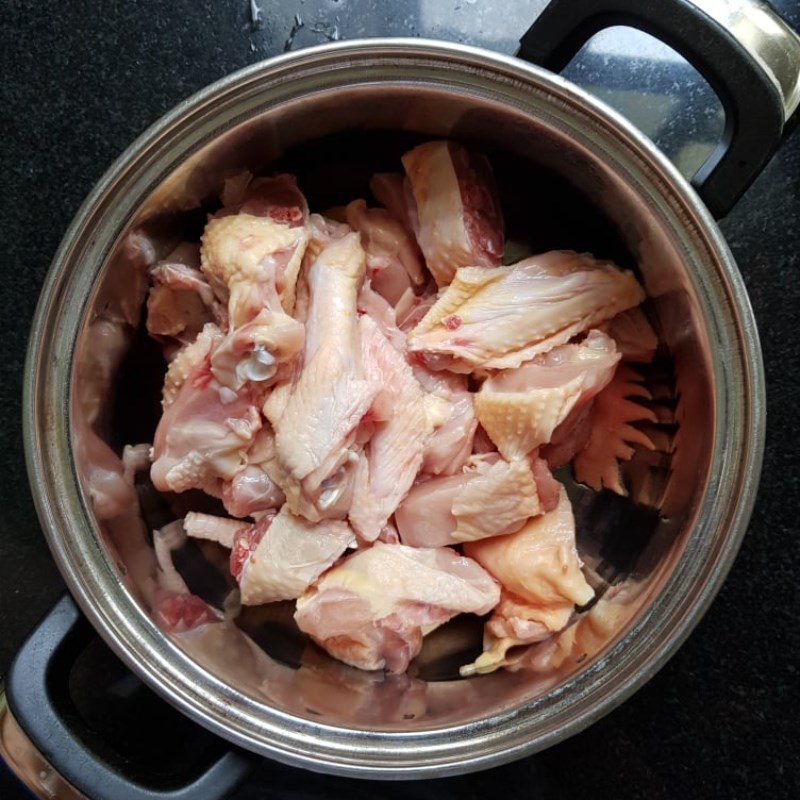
left=348, top=315, right=432, bottom=541
left=409, top=251, right=644, bottom=372
left=271, top=233, right=378, bottom=521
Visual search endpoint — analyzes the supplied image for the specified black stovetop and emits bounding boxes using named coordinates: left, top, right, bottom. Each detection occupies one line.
left=2, top=1, right=799, bottom=797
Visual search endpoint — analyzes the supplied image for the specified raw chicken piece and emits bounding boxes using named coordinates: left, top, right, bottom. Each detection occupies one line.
left=162, top=323, right=224, bottom=408
left=394, top=472, right=466, bottom=548
left=413, top=365, right=476, bottom=476
left=221, top=429, right=285, bottom=518
left=369, top=172, right=420, bottom=238
left=224, top=173, right=310, bottom=230
left=231, top=507, right=355, bottom=605
left=201, top=213, right=309, bottom=388
left=408, top=251, right=645, bottom=372
left=464, top=487, right=592, bottom=606
left=294, top=542, right=499, bottom=673
left=395, top=454, right=546, bottom=547
left=459, top=592, right=575, bottom=676
left=291, top=214, right=353, bottom=329
left=573, top=365, right=657, bottom=495
left=345, top=199, right=425, bottom=305
left=272, top=233, right=378, bottom=520
left=401, top=141, right=503, bottom=285
left=451, top=455, right=542, bottom=542
left=184, top=512, right=247, bottom=549
left=150, top=344, right=262, bottom=496
left=462, top=488, right=594, bottom=674
left=475, top=330, right=620, bottom=459
left=605, top=307, right=658, bottom=362
left=202, top=213, right=309, bottom=319
left=348, top=315, right=432, bottom=541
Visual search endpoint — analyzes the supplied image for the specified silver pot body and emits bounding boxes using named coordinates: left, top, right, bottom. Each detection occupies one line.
left=24, top=39, right=766, bottom=777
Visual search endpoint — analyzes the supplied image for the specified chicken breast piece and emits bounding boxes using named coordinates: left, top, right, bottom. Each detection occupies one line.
left=348, top=315, right=432, bottom=541
left=395, top=453, right=553, bottom=547
left=401, top=141, right=503, bottom=286
left=231, top=507, right=355, bottom=605
left=475, top=329, right=620, bottom=460
left=272, top=233, right=378, bottom=520
left=295, top=542, right=500, bottom=673
left=409, top=251, right=645, bottom=372
left=462, top=488, right=594, bottom=674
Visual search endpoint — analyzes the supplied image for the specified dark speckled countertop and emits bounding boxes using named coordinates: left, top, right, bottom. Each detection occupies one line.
left=2, top=1, right=799, bottom=798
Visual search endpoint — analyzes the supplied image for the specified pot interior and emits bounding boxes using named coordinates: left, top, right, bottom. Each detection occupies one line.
left=69, top=75, right=718, bottom=734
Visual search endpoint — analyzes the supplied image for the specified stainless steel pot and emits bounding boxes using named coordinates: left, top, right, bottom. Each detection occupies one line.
left=14, top=0, right=800, bottom=790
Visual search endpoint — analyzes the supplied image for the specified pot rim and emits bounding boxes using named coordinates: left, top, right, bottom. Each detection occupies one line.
left=23, top=38, right=765, bottom=777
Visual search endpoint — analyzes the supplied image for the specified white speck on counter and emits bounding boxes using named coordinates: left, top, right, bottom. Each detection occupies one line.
left=248, top=0, right=263, bottom=31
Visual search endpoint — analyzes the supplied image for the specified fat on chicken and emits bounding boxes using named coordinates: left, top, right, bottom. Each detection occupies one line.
left=409, top=251, right=644, bottom=372
left=475, top=329, right=620, bottom=460
left=401, top=141, right=504, bottom=286
left=295, top=542, right=500, bottom=673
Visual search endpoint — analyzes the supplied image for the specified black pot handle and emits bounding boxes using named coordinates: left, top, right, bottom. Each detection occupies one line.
left=5, top=596, right=254, bottom=800
left=518, top=0, right=800, bottom=218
